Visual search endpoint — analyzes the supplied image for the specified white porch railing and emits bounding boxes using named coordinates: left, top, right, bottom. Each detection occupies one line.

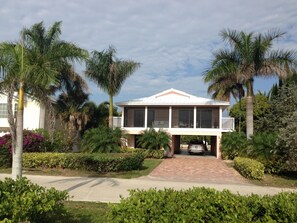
left=222, top=117, right=235, bottom=131
left=113, top=117, right=122, bottom=128
left=114, top=116, right=235, bottom=131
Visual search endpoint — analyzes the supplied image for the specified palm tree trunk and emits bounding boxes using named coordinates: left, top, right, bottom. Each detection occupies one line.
left=12, top=81, right=24, bottom=179
left=246, top=80, right=254, bottom=138
left=109, top=95, right=113, bottom=128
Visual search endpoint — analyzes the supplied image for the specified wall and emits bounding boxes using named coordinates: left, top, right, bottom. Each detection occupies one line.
left=0, top=93, right=45, bottom=131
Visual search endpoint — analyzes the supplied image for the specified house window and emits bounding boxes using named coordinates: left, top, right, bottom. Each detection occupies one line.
left=0, top=103, right=7, bottom=118
left=124, top=107, right=145, bottom=127
left=0, top=103, right=18, bottom=118
left=172, top=107, right=194, bottom=128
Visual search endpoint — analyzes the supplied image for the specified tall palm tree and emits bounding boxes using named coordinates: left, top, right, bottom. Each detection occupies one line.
left=55, top=68, right=89, bottom=151
left=0, top=21, right=88, bottom=179
left=0, top=43, right=25, bottom=168
left=204, top=29, right=296, bottom=138
left=85, top=46, right=140, bottom=127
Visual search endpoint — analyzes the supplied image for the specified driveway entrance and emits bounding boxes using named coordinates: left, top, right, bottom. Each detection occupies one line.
left=149, top=156, right=249, bottom=185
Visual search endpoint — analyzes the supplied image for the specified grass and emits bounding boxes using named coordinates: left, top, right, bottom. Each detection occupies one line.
left=223, top=160, right=297, bottom=188
left=249, top=173, right=297, bottom=188
left=50, top=201, right=109, bottom=223
left=0, top=159, right=163, bottom=179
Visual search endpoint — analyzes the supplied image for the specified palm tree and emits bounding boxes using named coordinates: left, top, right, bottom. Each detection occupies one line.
left=0, top=43, right=25, bottom=168
left=55, top=68, right=89, bottom=151
left=85, top=46, right=140, bottom=127
left=0, top=21, right=87, bottom=179
left=204, top=29, right=296, bottom=138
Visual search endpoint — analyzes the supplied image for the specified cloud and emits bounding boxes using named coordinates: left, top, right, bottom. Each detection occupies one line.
left=1, top=0, right=296, bottom=104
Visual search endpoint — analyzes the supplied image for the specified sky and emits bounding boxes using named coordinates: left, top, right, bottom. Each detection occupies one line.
left=0, top=0, right=296, bottom=105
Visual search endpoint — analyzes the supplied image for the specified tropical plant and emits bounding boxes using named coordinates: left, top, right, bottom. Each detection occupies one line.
left=221, top=132, right=248, bottom=159
left=0, top=21, right=87, bottom=178
left=55, top=67, right=89, bottom=151
left=230, top=93, right=271, bottom=133
left=85, top=46, right=140, bottom=127
left=137, top=128, right=171, bottom=151
left=81, top=126, right=122, bottom=153
left=0, top=130, right=45, bottom=154
left=204, top=29, right=297, bottom=138
left=33, top=128, right=72, bottom=152
left=204, top=70, right=245, bottom=116
left=278, top=111, right=297, bottom=172
left=247, top=132, right=282, bottom=173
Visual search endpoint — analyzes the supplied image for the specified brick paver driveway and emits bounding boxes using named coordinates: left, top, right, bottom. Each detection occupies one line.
left=149, top=155, right=249, bottom=185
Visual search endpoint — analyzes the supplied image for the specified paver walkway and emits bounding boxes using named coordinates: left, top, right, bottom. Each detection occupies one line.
left=149, top=154, right=249, bottom=185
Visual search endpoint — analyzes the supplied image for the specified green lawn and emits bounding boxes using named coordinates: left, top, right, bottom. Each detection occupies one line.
left=224, top=160, right=297, bottom=188
left=249, top=173, right=297, bottom=188
left=51, top=201, right=109, bottom=223
left=0, top=159, right=162, bottom=179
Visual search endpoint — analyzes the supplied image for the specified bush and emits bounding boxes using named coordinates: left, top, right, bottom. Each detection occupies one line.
left=81, top=127, right=122, bottom=153
left=34, top=129, right=72, bottom=152
left=137, top=128, right=170, bottom=150
left=108, top=187, right=297, bottom=223
left=120, top=147, right=164, bottom=159
left=0, top=130, right=45, bottom=153
left=221, top=132, right=248, bottom=159
left=277, top=111, right=297, bottom=172
left=234, top=157, right=265, bottom=180
left=0, top=177, right=68, bottom=223
left=248, top=132, right=281, bottom=173
left=23, top=152, right=144, bottom=172
left=0, top=136, right=12, bottom=167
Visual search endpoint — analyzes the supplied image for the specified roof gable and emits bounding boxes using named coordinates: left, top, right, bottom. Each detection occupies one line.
left=116, top=88, right=229, bottom=107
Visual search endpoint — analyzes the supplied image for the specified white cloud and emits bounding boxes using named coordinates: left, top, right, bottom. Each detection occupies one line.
left=1, top=0, right=296, bottom=104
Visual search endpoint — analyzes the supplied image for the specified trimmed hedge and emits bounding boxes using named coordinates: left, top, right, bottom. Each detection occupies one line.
left=108, top=187, right=297, bottom=223
left=23, top=152, right=144, bottom=172
left=234, top=157, right=265, bottom=180
left=0, top=177, right=68, bottom=223
left=120, top=147, right=164, bottom=159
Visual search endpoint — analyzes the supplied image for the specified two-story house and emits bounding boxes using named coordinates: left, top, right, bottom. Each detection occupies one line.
left=116, top=88, right=234, bottom=158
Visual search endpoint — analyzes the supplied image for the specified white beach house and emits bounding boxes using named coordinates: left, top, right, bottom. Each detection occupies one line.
left=116, top=88, right=234, bottom=158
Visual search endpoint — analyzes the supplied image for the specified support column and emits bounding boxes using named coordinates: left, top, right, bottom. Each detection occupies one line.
left=194, top=107, right=197, bottom=129
left=128, top=135, right=135, bottom=148
left=172, top=135, right=181, bottom=154
left=121, top=107, right=125, bottom=127
left=219, top=107, right=222, bottom=129
left=145, top=106, right=148, bottom=128
left=169, top=106, right=172, bottom=128
left=216, top=134, right=222, bottom=159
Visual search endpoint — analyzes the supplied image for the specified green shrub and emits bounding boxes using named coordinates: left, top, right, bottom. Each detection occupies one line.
left=0, top=130, right=45, bottom=153
left=81, top=126, right=122, bottom=153
left=0, top=145, right=11, bottom=168
left=234, top=157, right=265, bottom=180
left=248, top=132, right=282, bottom=173
left=0, top=177, right=68, bottom=223
left=120, top=147, right=164, bottom=159
left=221, top=131, right=248, bottom=159
left=23, top=152, right=144, bottom=172
left=108, top=187, right=297, bottom=223
left=34, top=129, right=72, bottom=152
left=137, top=128, right=170, bottom=150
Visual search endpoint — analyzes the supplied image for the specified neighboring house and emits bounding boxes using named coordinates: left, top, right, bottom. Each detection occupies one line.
left=115, top=88, right=234, bottom=158
left=0, top=93, right=47, bottom=136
